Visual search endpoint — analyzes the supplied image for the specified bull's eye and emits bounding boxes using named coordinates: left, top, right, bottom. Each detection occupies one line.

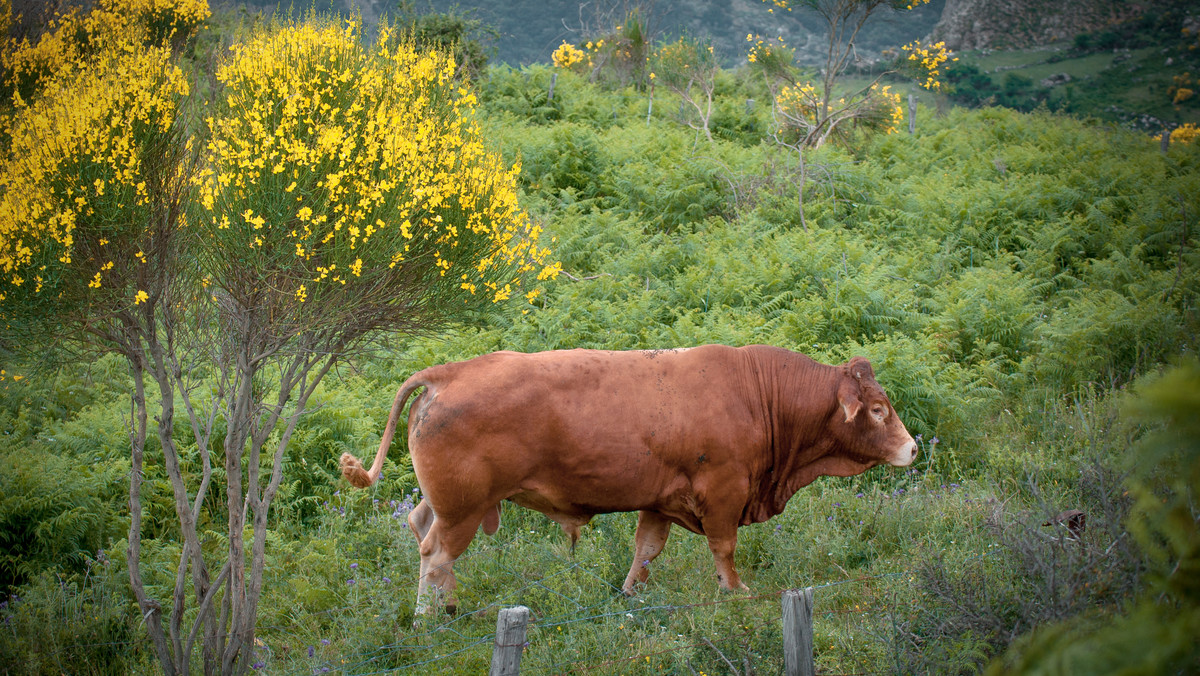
left=870, top=404, right=886, bottom=421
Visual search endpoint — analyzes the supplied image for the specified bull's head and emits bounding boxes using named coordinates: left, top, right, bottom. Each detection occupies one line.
left=833, top=356, right=917, bottom=467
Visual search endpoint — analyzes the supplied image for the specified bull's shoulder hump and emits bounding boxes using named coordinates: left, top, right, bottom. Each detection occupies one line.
left=740, top=344, right=821, bottom=367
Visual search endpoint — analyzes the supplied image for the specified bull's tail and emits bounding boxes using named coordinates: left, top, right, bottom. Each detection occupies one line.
left=340, top=373, right=428, bottom=489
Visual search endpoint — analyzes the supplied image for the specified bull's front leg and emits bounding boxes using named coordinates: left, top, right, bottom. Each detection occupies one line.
left=703, top=522, right=750, bottom=591
left=622, top=510, right=672, bottom=594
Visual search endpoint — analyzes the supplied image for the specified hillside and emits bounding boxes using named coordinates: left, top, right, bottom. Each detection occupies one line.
left=941, top=5, right=1200, bottom=130
left=928, top=0, right=1151, bottom=50
left=223, top=0, right=945, bottom=65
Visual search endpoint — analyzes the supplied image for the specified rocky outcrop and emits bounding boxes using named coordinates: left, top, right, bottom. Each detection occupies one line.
left=929, top=0, right=1146, bottom=50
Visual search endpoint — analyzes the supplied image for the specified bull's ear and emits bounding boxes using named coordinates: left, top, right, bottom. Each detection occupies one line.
left=838, top=375, right=862, bottom=423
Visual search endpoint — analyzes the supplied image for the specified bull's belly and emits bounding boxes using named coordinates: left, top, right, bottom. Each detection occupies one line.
left=504, top=470, right=707, bottom=534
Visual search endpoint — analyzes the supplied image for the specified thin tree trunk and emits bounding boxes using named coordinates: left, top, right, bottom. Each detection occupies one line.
left=126, top=354, right=178, bottom=675
left=221, top=348, right=256, bottom=675
left=153, top=341, right=220, bottom=674
left=797, top=147, right=809, bottom=232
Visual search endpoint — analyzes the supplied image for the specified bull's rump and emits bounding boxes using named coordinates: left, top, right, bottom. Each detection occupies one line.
left=407, top=345, right=768, bottom=518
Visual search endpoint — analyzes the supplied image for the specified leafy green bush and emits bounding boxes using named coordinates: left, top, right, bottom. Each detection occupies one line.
left=989, top=360, right=1200, bottom=674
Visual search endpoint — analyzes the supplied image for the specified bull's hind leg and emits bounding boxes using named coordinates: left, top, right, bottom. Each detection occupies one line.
left=407, top=499, right=435, bottom=543
left=413, top=511, right=486, bottom=616
left=407, top=499, right=436, bottom=610
left=621, top=511, right=672, bottom=594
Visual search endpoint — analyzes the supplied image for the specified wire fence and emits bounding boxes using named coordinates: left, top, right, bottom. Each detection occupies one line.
left=322, top=534, right=999, bottom=675
left=17, top=515, right=1003, bottom=675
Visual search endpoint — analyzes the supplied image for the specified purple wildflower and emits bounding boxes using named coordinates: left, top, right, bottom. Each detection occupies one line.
left=321, top=639, right=330, bottom=646
left=350, top=563, right=358, bottom=570
left=252, top=661, right=264, bottom=670
left=855, top=492, right=864, bottom=498
left=308, top=646, right=315, bottom=658
left=382, top=577, right=391, bottom=584
left=347, top=579, right=355, bottom=585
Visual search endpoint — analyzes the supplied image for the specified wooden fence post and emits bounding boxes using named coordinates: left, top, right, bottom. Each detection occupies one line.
left=490, top=605, right=530, bottom=676
left=908, top=94, right=917, bottom=135
left=548, top=72, right=558, bottom=102
left=782, top=587, right=814, bottom=676
left=1162, top=126, right=1172, bottom=154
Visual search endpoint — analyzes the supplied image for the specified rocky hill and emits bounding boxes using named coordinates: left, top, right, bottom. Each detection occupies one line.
left=929, top=0, right=1176, bottom=50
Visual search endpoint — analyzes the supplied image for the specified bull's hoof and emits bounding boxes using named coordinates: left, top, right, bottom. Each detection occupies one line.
left=716, top=582, right=751, bottom=593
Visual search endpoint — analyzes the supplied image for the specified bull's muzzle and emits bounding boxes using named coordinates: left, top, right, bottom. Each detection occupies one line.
left=891, top=438, right=918, bottom=467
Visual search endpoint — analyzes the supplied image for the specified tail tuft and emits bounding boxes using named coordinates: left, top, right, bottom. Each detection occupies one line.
left=340, top=452, right=374, bottom=488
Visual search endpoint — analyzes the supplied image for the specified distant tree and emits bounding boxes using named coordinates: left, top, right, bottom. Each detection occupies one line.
left=749, top=0, right=952, bottom=149
left=573, top=1, right=659, bottom=89
left=747, top=0, right=951, bottom=229
left=651, top=34, right=719, bottom=142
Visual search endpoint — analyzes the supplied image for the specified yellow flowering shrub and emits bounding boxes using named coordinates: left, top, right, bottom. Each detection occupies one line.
left=551, top=42, right=585, bottom=69
left=0, top=0, right=208, bottom=102
left=1169, top=74, right=1195, bottom=106
left=0, top=42, right=189, bottom=311
left=901, top=39, right=955, bottom=91
left=116, top=0, right=211, bottom=43
left=1167, top=123, right=1200, bottom=145
left=198, top=17, right=557, bottom=318
left=746, top=34, right=790, bottom=68
left=0, top=0, right=11, bottom=44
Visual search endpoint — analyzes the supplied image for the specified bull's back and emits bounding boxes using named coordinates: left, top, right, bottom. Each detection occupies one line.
left=407, top=346, right=766, bottom=512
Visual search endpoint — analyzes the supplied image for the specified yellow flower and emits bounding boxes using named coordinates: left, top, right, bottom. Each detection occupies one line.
left=552, top=41, right=585, bottom=69
left=134, top=290, right=149, bottom=304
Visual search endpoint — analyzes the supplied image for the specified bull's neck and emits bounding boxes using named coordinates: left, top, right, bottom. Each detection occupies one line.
left=741, top=347, right=841, bottom=523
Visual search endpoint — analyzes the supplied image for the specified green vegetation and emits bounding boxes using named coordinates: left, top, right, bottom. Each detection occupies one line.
left=2, top=3, right=1199, bottom=675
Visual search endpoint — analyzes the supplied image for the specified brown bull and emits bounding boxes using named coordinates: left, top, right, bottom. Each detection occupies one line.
left=340, top=345, right=917, bottom=613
